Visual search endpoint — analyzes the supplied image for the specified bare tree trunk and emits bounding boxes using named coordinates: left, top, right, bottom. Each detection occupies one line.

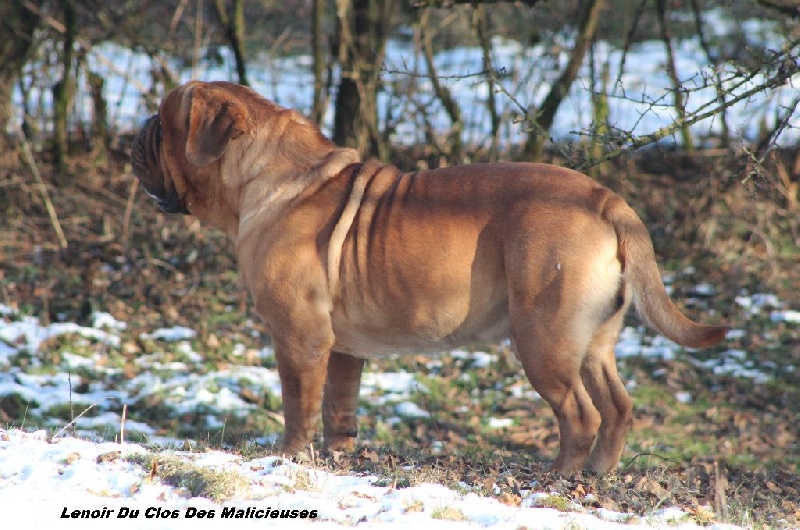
left=332, top=0, right=359, bottom=149
left=0, top=2, right=40, bottom=148
left=589, top=41, right=610, bottom=178
left=86, top=71, right=109, bottom=155
left=213, top=0, right=249, bottom=86
left=419, top=8, right=462, bottom=164
left=473, top=5, right=500, bottom=161
left=311, top=0, right=328, bottom=124
left=690, top=0, right=728, bottom=147
left=655, top=0, right=694, bottom=151
left=332, top=0, right=394, bottom=158
left=53, top=0, right=77, bottom=176
left=523, top=0, right=604, bottom=161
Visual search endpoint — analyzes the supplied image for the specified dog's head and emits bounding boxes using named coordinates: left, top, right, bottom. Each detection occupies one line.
left=130, top=81, right=251, bottom=218
left=131, top=81, right=359, bottom=238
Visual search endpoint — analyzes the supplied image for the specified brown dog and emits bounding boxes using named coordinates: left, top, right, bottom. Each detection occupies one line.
left=131, top=80, right=727, bottom=473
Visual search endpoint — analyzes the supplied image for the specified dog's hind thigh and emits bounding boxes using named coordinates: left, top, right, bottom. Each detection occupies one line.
left=581, top=306, right=633, bottom=473
left=322, top=351, right=365, bottom=451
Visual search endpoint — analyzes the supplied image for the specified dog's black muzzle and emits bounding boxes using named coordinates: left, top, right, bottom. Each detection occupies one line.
left=131, top=115, right=189, bottom=215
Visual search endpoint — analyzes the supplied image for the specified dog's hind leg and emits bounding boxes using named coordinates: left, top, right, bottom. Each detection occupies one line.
left=510, top=300, right=601, bottom=473
left=580, top=305, right=633, bottom=473
left=322, top=351, right=365, bottom=451
left=506, top=224, right=625, bottom=473
left=516, top=338, right=600, bottom=473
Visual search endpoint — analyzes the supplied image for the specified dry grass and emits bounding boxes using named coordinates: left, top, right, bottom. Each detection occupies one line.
left=127, top=453, right=251, bottom=501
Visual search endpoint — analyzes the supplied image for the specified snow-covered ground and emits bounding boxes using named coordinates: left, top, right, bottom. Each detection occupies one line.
left=0, top=287, right=797, bottom=529
left=0, top=427, right=741, bottom=530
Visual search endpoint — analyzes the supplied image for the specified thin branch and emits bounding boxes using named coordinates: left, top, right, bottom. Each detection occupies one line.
left=523, top=0, right=605, bottom=159
left=11, top=118, right=68, bottom=249
left=489, top=37, right=799, bottom=169
left=381, top=66, right=492, bottom=80
left=419, top=8, right=462, bottom=162
left=492, top=73, right=574, bottom=162
left=310, top=0, right=328, bottom=123
left=655, top=0, right=693, bottom=150
left=757, top=0, right=800, bottom=18
left=751, top=94, right=800, bottom=164
left=577, top=57, right=800, bottom=170
left=691, top=0, right=729, bottom=145
left=473, top=4, right=500, bottom=160
left=21, top=0, right=158, bottom=106
left=613, top=0, right=647, bottom=91
left=51, top=397, right=117, bottom=441
left=411, top=0, right=542, bottom=7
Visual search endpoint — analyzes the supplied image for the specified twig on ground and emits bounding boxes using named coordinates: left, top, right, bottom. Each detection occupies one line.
left=12, top=120, right=68, bottom=249
left=50, top=397, right=117, bottom=442
left=120, top=404, right=127, bottom=444
left=122, top=178, right=139, bottom=247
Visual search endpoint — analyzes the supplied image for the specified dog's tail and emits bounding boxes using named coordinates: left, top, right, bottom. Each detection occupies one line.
left=604, top=193, right=728, bottom=349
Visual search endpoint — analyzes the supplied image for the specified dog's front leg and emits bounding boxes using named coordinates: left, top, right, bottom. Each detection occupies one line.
left=322, top=351, right=365, bottom=451
left=274, top=337, right=332, bottom=454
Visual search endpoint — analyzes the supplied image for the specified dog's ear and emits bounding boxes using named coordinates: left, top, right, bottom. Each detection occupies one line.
left=184, top=85, right=247, bottom=167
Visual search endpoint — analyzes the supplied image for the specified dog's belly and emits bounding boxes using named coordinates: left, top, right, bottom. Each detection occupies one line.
left=330, top=295, right=511, bottom=358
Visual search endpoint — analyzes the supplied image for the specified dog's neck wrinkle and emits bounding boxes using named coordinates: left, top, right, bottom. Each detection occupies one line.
left=222, top=130, right=292, bottom=235
left=236, top=117, right=338, bottom=188
left=235, top=137, right=360, bottom=246
left=231, top=110, right=360, bottom=256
